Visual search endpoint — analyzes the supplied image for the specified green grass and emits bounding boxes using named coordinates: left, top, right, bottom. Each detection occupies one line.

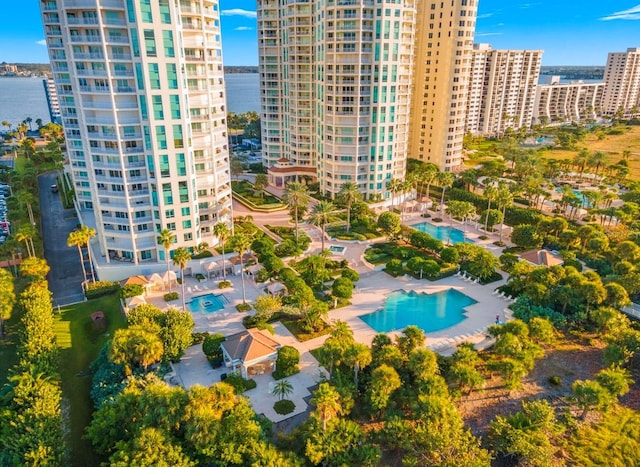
left=53, top=295, right=127, bottom=467
left=280, top=318, right=331, bottom=342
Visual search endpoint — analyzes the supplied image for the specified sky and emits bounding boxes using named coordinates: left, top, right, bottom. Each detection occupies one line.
left=0, top=0, right=638, bottom=67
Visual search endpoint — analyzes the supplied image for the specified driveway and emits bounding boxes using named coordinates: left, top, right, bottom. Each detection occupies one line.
left=38, top=172, right=86, bottom=306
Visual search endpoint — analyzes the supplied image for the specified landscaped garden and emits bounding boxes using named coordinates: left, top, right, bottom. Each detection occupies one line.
left=231, top=179, right=285, bottom=210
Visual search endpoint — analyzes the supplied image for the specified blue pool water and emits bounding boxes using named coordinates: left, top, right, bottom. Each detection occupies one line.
left=329, top=245, right=346, bottom=253
left=360, top=289, right=477, bottom=333
left=188, top=293, right=228, bottom=313
left=555, top=188, right=592, bottom=207
left=412, top=222, right=468, bottom=244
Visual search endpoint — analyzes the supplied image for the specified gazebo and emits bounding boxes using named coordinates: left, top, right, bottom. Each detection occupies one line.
left=148, top=273, right=164, bottom=290
left=246, top=264, right=264, bottom=278
left=266, top=281, right=286, bottom=296
left=161, top=270, right=178, bottom=289
left=204, top=261, right=220, bottom=279
left=220, top=328, right=281, bottom=378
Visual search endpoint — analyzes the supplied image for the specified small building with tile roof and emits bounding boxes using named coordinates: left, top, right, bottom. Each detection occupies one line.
left=519, top=249, right=564, bottom=267
left=220, top=328, right=281, bottom=378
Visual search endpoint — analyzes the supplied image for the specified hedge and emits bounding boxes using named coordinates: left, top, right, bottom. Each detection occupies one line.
left=274, top=399, right=295, bottom=415
left=85, top=281, right=120, bottom=300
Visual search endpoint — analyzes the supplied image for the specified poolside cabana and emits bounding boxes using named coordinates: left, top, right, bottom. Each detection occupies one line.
left=148, top=273, right=164, bottom=290
left=220, top=328, right=281, bottom=379
left=161, top=270, right=178, bottom=289
left=204, top=260, right=220, bottom=279
left=120, top=275, right=153, bottom=295
left=246, top=264, right=264, bottom=279
left=266, top=281, right=286, bottom=296
left=125, top=295, right=146, bottom=313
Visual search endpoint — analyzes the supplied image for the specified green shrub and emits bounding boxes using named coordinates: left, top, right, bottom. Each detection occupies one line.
left=195, top=273, right=206, bottom=281
left=274, top=399, right=295, bottom=415
left=218, top=280, right=232, bottom=289
left=164, top=292, right=179, bottom=302
left=120, top=284, right=144, bottom=299
left=341, top=268, right=359, bottom=282
left=548, top=375, right=562, bottom=387
left=385, top=258, right=404, bottom=276
left=273, top=346, right=300, bottom=380
left=237, top=303, right=251, bottom=312
left=478, top=235, right=489, bottom=241
left=432, top=217, right=443, bottom=223
left=192, top=332, right=209, bottom=344
left=224, top=373, right=257, bottom=393
left=85, top=281, right=120, bottom=299
left=191, top=250, right=213, bottom=259
left=202, top=333, right=225, bottom=358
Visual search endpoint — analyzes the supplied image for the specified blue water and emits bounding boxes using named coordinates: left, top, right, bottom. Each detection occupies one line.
left=188, top=293, right=228, bottom=313
left=412, top=222, right=468, bottom=244
left=360, top=289, right=477, bottom=333
left=555, top=188, right=592, bottom=208
left=329, top=245, right=345, bottom=253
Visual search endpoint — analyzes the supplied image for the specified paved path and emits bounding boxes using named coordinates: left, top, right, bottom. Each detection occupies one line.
left=38, top=172, right=86, bottom=306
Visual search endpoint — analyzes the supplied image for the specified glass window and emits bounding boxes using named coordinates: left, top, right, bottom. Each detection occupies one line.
left=162, top=30, right=174, bottom=57
left=178, top=181, right=189, bottom=203
left=182, top=220, right=192, bottom=229
left=130, top=28, right=139, bottom=57
left=143, top=126, right=152, bottom=150
left=159, top=155, right=170, bottom=177
left=134, top=63, right=144, bottom=90
left=146, top=155, right=155, bottom=178
left=156, top=125, right=167, bottom=149
left=139, top=95, right=148, bottom=119
left=126, top=0, right=136, bottom=22
left=140, top=0, right=152, bottom=22
left=143, top=30, right=156, bottom=57
left=162, top=183, right=173, bottom=205
left=172, top=125, right=183, bottom=148
left=165, top=208, right=175, bottom=218
left=181, top=207, right=190, bottom=216
left=176, top=153, right=186, bottom=176
left=152, top=95, right=164, bottom=120
left=169, top=95, right=180, bottom=119
left=148, top=63, right=160, bottom=89
left=166, top=63, right=178, bottom=89
left=159, top=0, right=171, bottom=23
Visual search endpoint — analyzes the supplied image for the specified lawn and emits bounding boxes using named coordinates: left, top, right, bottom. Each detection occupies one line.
left=53, top=294, right=127, bottom=467
left=232, top=179, right=283, bottom=206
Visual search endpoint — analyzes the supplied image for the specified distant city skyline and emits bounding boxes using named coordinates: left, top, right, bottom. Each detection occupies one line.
left=0, top=0, right=638, bottom=66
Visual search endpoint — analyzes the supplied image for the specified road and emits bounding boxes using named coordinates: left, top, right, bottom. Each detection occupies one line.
left=38, top=172, right=86, bottom=306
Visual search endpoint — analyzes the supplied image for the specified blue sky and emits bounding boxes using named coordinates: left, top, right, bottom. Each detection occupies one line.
left=0, top=0, right=637, bottom=66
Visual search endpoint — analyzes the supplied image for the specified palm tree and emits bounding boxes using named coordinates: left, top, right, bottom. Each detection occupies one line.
left=77, top=225, right=97, bottom=282
left=282, top=182, right=310, bottom=242
left=16, top=224, right=36, bottom=257
left=311, top=382, right=342, bottom=430
left=35, top=118, right=43, bottom=129
left=421, top=163, right=439, bottom=201
left=230, top=233, right=252, bottom=305
left=386, top=178, right=402, bottom=209
left=496, top=183, right=513, bottom=243
left=308, top=201, right=336, bottom=252
left=587, top=151, right=608, bottom=176
left=67, top=230, right=88, bottom=284
left=437, top=171, right=455, bottom=218
left=254, top=173, right=269, bottom=198
left=573, top=149, right=589, bottom=181
left=157, top=229, right=175, bottom=290
left=172, top=247, right=191, bottom=311
left=213, top=222, right=231, bottom=280
left=25, top=117, right=32, bottom=131
left=272, top=379, right=294, bottom=401
left=483, top=182, right=498, bottom=233
left=337, top=182, right=361, bottom=233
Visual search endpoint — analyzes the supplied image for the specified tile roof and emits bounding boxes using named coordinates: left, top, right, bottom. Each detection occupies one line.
left=519, top=249, right=564, bottom=267
left=221, top=328, right=280, bottom=363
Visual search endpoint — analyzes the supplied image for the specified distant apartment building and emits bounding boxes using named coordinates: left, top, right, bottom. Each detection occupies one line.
left=533, top=76, right=604, bottom=124
left=257, top=0, right=417, bottom=200
left=43, top=78, right=62, bottom=124
left=408, top=0, right=477, bottom=171
left=602, top=47, right=640, bottom=117
left=40, top=0, right=232, bottom=269
left=465, top=44, right=542, bottom=136
left=0, top=64, right=18, bottom=73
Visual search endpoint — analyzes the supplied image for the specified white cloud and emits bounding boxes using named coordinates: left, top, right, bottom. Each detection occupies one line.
left=36, top=39, right=47, bottom=46
left=476, top=13, right=494, bottom=19
left=475, top=32, right=504, bottom=37
left=221, top=8, right=256, bottom=18
left=234, top=26, right=253, bottom=31
left=519, top=2, right=542, bottom=8
left=600, top=4, right=640, bottom=20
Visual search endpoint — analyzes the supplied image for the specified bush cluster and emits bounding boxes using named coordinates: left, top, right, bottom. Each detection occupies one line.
left=85, top=280, right=120, bottom=299
left=163, top=292, right=179, bottom=301
left=274, top=399, right=295, bottom=415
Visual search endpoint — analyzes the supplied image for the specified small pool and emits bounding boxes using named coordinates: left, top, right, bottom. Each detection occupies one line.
left=188, top=293, right=228, bottom=313
left=412, top=222, right=468, bottom=244
left=360, top=289, right=477, bottom=333
left=555, top=188, right=592, bottom=207
left=329, top=245, right=346, bottom=254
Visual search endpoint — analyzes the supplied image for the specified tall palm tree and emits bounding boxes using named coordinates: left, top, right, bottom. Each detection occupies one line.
left=16, top=224, right=35, bottom=257
left=77, top=225, right=96, bottom=282
left=437, top=171, right=455, bottom=219
left=213, top=222, right=231, bottom=280
left=254, top=173, right=269, bottom=198
left=573, top=149, right=589, bottom=181
left=308, top=201, right=336, bottom=252
left=496, top=183, right=513, bottom=243
left=587, top=151, right=608, bottom=176
left=230, top=233, right=252, bottom=305
left=67, top=230, right=88, bottom=284
left=386, top=178, right=402, bottom=209
left=272, top=379, right=294, bottom=401
left=483, top=182, right=498, bottom=233
left=311, top=382, right=342, bottom=431
left=421, top=163, right=439, bottom=201
left=157, top=228, right=175, bottom=290
left=337, top=182, right=361, bottom=234
left=172, top=247, right=191, bottom=311
left=282, top=181, right=310, bottom=242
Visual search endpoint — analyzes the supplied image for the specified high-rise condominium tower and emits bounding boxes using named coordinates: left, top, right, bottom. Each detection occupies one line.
left=602, top=47, right=640, bottom=117
left=43, top=77, right=62, bottom=124
left=258, top=0, right=417, bottom=201
left=408, top=0, right=477, bottom=171
left=534, top=76, right=604, bottom=125
left=40, top=0, right=232, bottom=266
left=465, top=44, right=542, bottom=136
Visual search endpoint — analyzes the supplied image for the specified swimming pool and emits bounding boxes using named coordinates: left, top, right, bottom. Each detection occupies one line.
left=555, top=188, right=592, bottom=208
left=412, top=222, right=468, bottom=244
left=329, top=245, right=346, bottom=255
left=188, top=293, right=228, bottom=313
left=360, top=289, right=477, bottom=333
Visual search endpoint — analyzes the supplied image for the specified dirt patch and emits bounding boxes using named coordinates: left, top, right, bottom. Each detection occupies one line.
left=457, top=335, right=607, bottom=438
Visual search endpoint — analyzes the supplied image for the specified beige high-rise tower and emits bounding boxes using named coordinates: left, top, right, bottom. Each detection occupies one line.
left=408, top=0, right=478, bottom=171
left=602, top=48, right=640, bottom=117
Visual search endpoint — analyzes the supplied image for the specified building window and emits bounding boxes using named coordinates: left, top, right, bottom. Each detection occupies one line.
left=173, top=124, right=184, bottom=148
left=178, top=181, right=189, bottom=203
left=148, top=63, right=160, bottom=89
left=169, top=95, right=181, bottom=119
left=162, top=183, right=173, bottom=205
left=155, top=125, right=167, bottom=149
left=159, top=0, right=171, bottom=24
left=143, top=30, right=156, bottom=57
left=152, top=95, right=164, bottom=119
left=159, top=154, right=170, bottom=177
left=176, top=153, right=186, bottom=176
left=162, top=30, right=174, bottom=57
left=166, top=64, right=178, bottom=89
left=140, top=0, right=152, bottom=22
